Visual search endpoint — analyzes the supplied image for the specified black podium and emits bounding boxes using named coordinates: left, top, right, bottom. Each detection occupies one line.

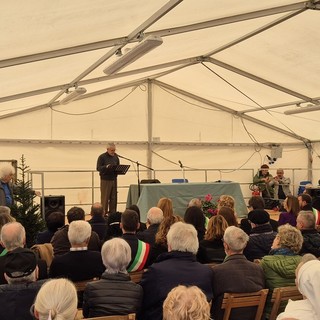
left=107, top=164, right=130, bottom=175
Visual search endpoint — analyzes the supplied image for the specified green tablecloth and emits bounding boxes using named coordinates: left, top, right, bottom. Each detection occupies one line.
left=126, top=182, right=247, bottom=222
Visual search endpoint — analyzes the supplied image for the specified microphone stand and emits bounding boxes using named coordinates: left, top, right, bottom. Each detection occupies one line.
left=179, top=161, right=186, bottom=183
left=117, top=154, right=154, bottom=196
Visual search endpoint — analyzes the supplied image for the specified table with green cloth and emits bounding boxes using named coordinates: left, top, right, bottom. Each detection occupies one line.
left=126, top=181, right=247, bottom=222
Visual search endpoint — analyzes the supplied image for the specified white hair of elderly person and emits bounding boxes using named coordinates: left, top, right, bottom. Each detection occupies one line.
left=167, top=221, right=199, bottom=254
left=277, top=254, right=320, bottom=320
left=33, top=278, right=78, bottom=320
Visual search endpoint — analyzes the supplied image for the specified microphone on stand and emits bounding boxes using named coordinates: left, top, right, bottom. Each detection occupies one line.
left=178, top=160, right=183, bottom=168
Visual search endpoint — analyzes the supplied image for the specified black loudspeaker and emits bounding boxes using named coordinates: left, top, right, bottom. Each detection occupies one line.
left=140, top=179, right=161, bottom=184
left=41, top=195, right=65, bottom=218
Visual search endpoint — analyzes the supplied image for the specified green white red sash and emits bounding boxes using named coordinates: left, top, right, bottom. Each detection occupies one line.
left=312, top=208, right=320, bottom=225
left=127, top=240, right=150, bottom=272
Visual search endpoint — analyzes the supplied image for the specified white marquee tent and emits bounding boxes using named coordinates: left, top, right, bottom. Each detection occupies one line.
left=1, top=0, right=320, bottom=212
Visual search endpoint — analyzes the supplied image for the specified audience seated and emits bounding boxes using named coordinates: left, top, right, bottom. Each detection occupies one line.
left=137, top=207, right=163, bottom=246
left=298, top=193, right=313, bottom=211
left=277, top=254, right=320, bottom=320
left=261, top=224, right=303, bottom=317
left=128, top=204, right=147, bottom=232
left=105, top=211, right=122, bottom=239
left=148, top=215, right=182, bottom=265
left=188, top=198, right=202, bottom=208
left=0, top=222, right=47, bottom=284
left=51, top=206, right=101, bottom=256
left=243, top=209, right=277, bottom=261
left=211, top=226, right=265, bottom=320
left=49, top=220, right=104, bottom=282
left=0, top=206, right=15, bottom=254
left=218, top=195, right=236, bottom=212
left=83, top=238, right=143, bottom=318
left=0, top=247, right=47, bottom=319
left=32, top=278, right=78, bottom=320
left=87, top=202, right=108, bottom=241
left=240, top=196, right=278, bottom=234
left=121, top=210, right=150, bottom=271
left=278, top=195, right=300, bottom=227
left=184, top=206, right=206, bottom=241
left=139, top=221, right=214, bottom=320
left=197, top=215, right=227, bottom=264
left=36, top=211, right=65, bottom=244
left=218, top=206, right=238, bottom=227
left=163, top=285, right=211, bottom=320
left=296, top=211, right=320, bottom=257
left=157, top=197, right=174, bottom=219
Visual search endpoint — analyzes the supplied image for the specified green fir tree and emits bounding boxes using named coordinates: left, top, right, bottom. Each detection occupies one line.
left=10, top=155, right=45, bottom=247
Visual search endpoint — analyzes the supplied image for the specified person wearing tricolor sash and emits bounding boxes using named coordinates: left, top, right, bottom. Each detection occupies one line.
left=121, top=209, right=150, bottom=272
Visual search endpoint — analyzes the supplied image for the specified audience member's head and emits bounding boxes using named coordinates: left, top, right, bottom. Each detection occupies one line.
left=295, top=258, right=320, bottom=318
left=298, top=193, right=312, bottom=209
left=0, top=206, right=15, bottom=233
left=101, top=238, right=131, bottom=274
left=296, top=211, right=316, bottom=230
left=0, top=164, right=15, bottom=182
left=205, top=215, right=228, bottom=241
left=248, top=209, right=270, bottom=226
left=167, top=222, right=198, bottom=255
left=4, top=247, right=38, bottom=284
left=157, top=197, right=174, bottom=219
left=33, top=278, right=78, bottom=320
left=248, top=196, right=265, bottom=210
left=155, top=215, right=182, bottom=246
left=121, top=209, right=139, bottom=233
left=68, top=220, right=91, bottom=246
left=45, top=211, right=65, bottom=233
left=272, top=224, right=303, bottom=254
left=223, top=226, right=249, bottom=254
left=163, top=285, right=210, bottom=320
left=218, top=206, right=238, bottom=226
left=184, top=206, right=205, bottom=240
left=218, top=195, right=235, bottom=210
left=0, top=222, right=25, bottom=250
left=188, top=198, right=202, bottom=208
left=90, top=202, right=104, bottom=217
left=66, top=207, right=85, bottom=224
left=284, top=195, right=300, bottom=216
left=128, top=204, right=142, bottom=222
left=147, top=207, right=163, bottom=225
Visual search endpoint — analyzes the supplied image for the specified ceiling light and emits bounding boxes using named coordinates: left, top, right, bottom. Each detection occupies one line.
left=284, top=103, right=320, bottom=115
left=103, top=35, right=163, bottom=75
left=60, top=87, right=87, bottom=105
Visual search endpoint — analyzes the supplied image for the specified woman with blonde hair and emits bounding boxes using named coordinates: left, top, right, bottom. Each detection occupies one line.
left=197, top=215, right=228, bottom=263
left=163, top=285, right=211, bottom=320
left=218, top=195, right=235, bottom=210
left=157, top=197, right=174, bottom=219
left=33, top=278, right=78, bottom=320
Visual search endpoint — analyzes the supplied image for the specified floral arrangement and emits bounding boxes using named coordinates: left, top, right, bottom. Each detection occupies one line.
left=201, top=194, right=218, bottom=219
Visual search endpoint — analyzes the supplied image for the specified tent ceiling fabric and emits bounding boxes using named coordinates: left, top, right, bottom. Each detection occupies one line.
left=1, top=0, right=320, bottom=141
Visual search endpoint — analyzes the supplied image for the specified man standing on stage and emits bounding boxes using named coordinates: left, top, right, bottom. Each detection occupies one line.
left=96, top=143, right=120, bottom=214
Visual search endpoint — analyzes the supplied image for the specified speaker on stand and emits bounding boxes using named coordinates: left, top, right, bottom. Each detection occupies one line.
left=41, top=195, right=65, bottom=219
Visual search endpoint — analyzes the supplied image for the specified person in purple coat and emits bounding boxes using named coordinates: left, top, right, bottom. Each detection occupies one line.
left=278, top=195, right=300, bottom=227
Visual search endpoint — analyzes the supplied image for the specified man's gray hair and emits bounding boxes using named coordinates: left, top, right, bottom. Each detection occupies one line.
left=0, top=164, right=15, bottom=179
left=101, top=238, right=131, bottom=274
left=223, top=226, right=249, bottom=253
left=147, top=207, right=164, bottom=225
left=0, top=222, right=25, bottom=250
left=188, top=198, right=202, bottom=208
left=167, top=221, right=199, bottom=255
left=68, top=220, right=91, bottom=245
left=298, top=211, right=316, bottom=229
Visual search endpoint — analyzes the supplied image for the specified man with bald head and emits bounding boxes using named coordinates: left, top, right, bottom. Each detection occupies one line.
left=88, top=202, right=107, bottom=241
left=0, top=222, right=47, bottom=284
left=137, top=207, right=164, bottom=245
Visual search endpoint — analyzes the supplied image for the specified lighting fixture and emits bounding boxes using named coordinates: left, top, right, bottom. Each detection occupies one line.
left=103, top=35, right=163, bottom=75
left=284, top=103, right=320, bottom=115
left=60, top=87, right=87, bottom=105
